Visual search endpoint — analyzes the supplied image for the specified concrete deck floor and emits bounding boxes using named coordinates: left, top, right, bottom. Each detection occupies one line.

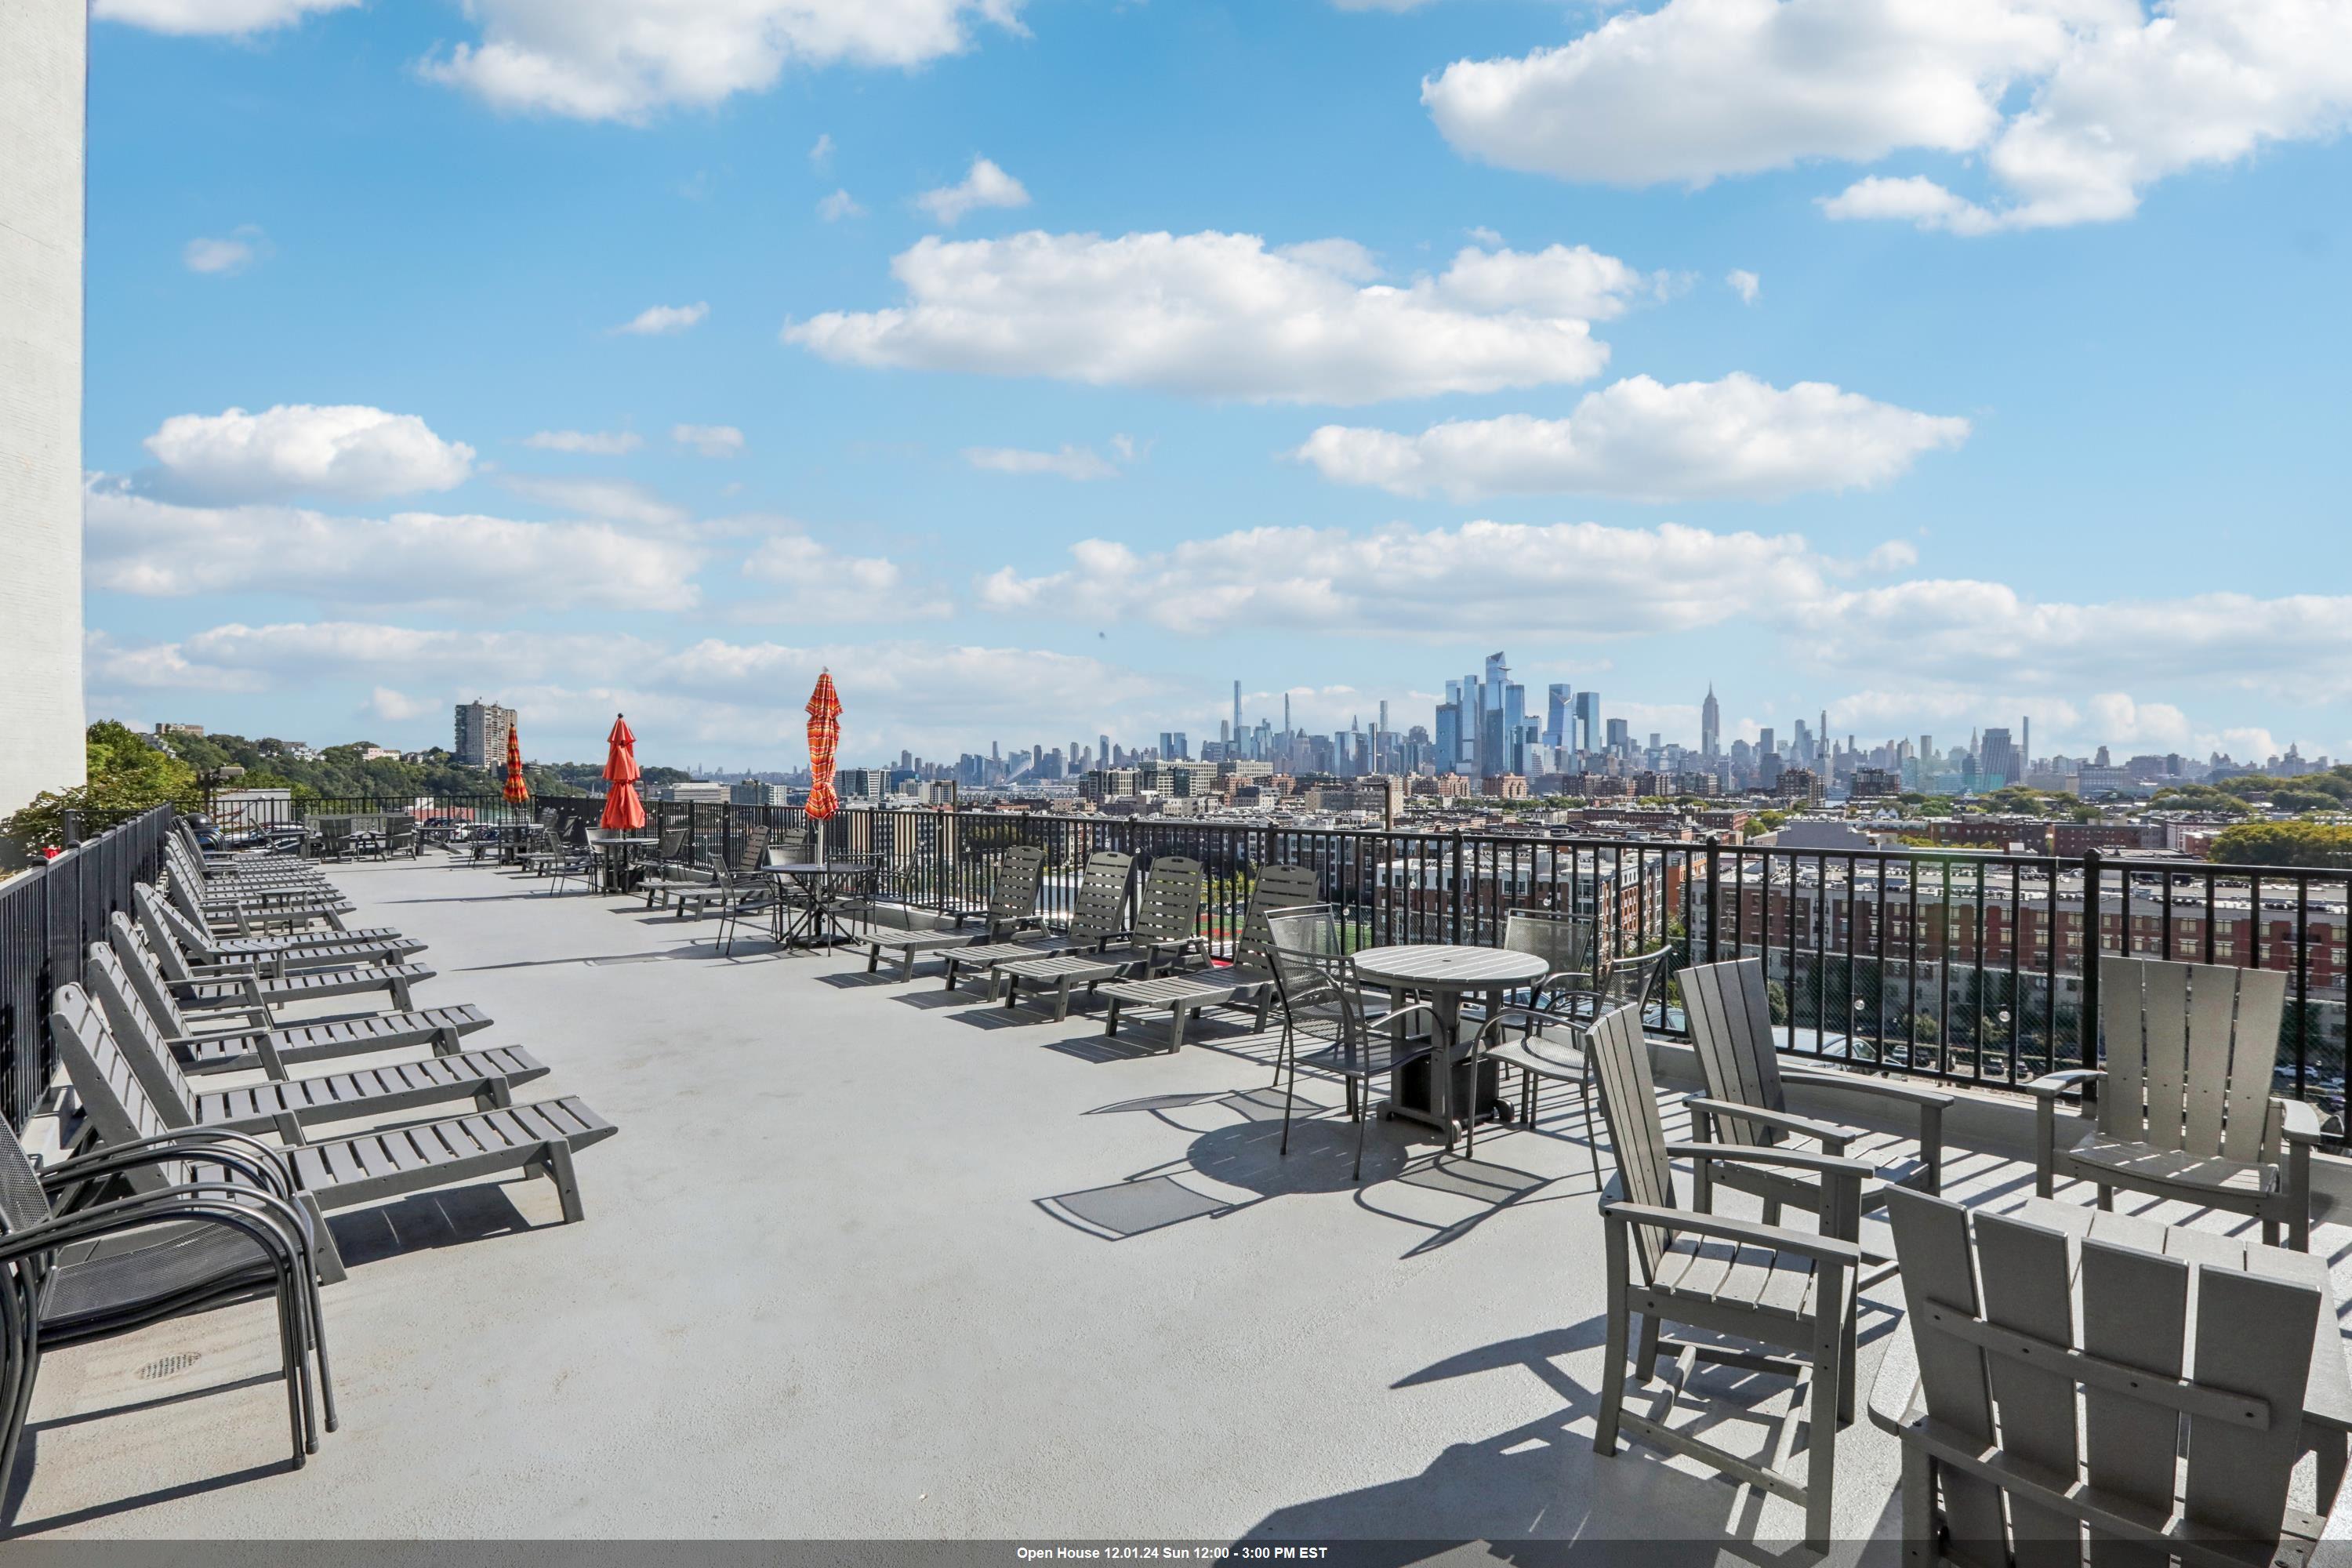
left=9, top=855, right=2351, bottom=1554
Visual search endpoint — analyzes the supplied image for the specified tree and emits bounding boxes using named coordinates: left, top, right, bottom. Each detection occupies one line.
left=2209, top=822, right=2352, bottom=869
left=1766, top=979, right=1789, bottom=1025
left=2, top=721, right=203, bottom=851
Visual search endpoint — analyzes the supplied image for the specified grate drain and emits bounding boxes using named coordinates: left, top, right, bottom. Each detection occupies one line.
left=137, top=1351, right=201, bottom=1381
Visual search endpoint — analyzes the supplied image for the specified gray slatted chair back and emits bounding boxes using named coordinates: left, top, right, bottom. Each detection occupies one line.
left=2099, top=955, right=2289, bottom=1164
left=1064, top=851, right=1136, bottom=944
left=1233, top=866, right=1323, bottom=975
left=82, top=944, right=202, bottom=1125
left=162, top=865, right=211, bottom=927
left=127, top=897, right=202, bottom=985
left=657, top=822, right=689, bottom=862
left=137, top=881, right=220, bottom=965
left=0, top=1117, right=54, bottom=1240
left=314, top=817, right=354, bottom=858
left=1503, top=909, right=1594, bottom=989
left=385, top=814, right=416, bottom=854
left=1585, top=1002, right=1679, bottom=1282
left=1682, top=956, right=1788, bottom=1149
left=986, top=846, right=1049, bottom=928
left=1131, top=856, right=1205, bottom=946
left=106, top=914, right=194, bottom=1039
left=1885, top=1186, right=2321, bottom=1555
left=49, top=986, right=188, bottom=1184
left=729, top=824, right=771, bottom=879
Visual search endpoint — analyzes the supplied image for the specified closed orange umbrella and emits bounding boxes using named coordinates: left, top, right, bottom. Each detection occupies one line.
left=600, top=713, right=646, bottom=831
left=804, top=672, right=841, bottom=853
left=502, top=724, right=529, bottom=805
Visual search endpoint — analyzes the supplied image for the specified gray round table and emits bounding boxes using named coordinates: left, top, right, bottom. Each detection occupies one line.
left=1352, top=944, right=1547, bottom=1139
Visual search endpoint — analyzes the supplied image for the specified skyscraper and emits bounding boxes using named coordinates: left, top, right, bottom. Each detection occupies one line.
left=1544, top=684, right=1573, bottom=749
left=1232, top=680, right=1242, bottom=750
left=1700, top=684, right=1720, bottom=757
left=1980, top=727, right=2019, bottom=789
left=1572, top=691, right=1601, bottom=753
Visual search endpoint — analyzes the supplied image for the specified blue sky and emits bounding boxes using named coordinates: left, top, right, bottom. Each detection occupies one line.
left=79, top=0, right=2352, bottom=771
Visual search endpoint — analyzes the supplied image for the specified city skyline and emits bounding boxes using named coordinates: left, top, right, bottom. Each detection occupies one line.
left=68, top=3, right=2352, bottom=769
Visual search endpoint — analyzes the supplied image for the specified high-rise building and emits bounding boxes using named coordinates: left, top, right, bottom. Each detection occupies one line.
left=1700, top=684, right=1720, bottom=757
left=1572, top=691, right=1602, bottom=753
left=1544, top=684, right=1573, bottom=749
left=1605, top=717, right=1631, bottom=752
left=1232, top=680, right=1242, bottom=748
left=1980, top=727, right=2020, bottom=789
left=1759, top=726, right=1777, bottom=759
left=453, top=700, right=517, bottom=768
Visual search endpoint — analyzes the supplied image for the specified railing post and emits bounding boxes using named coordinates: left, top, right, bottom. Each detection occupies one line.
left=60, top=810, right=81, bottom=850
left=1449, top=830, right=1465, bottom=944
left=1703, top=836, right=1721, bottom=964
left=2079, top=848, right=2102, bottom=1075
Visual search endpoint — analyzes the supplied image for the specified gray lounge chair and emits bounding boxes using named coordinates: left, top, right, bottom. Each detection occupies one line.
left=673, top=824, right=771, bottom=924
left=0, top=1114, right=335, bottom=1484
left=636, top=824, right=700, bottom=909
left=940, top=850, right=1134, bottom=996
left=164, top=860, right=352, bottom=936
left=859, top=845, right=1048, bottom=979
left=138, top=883, right=423, bottom=968
left=103, top=911, right=492, bottom=1069
left=51, top=984, right=616, bottom=1284
left=114, top=911, right=434, bottom=1014
left=1095, top=864, right=1323, bottom=1052
left=2029, top=954, right=2318, bottom=1249
left=1587, top=1001, right=1867, bottom=1552
left=86, top=945, right=547, bottom=1145
left=993, top=855, right=1210, bottom=1020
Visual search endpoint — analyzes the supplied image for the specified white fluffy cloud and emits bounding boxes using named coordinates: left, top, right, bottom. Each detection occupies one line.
left=420, top=0, right=1028, bottom=122
left=139, top=405, right=474, bottom=503
left=1726, top=269, right=1761, bottom=304
left=1294, top=374, right=1969, bottom=501
left=94, top=0, right=356, bottom=35
left=786, top=234, right=1652, bottom=403
left=817, top=189, right=866, bottom=222
left=1425, top=0, right=2352, bottom=232
left=524, top=429, right=643, bottom=455
left=497, top=475, right=690, bottom=528
left=85, top=487, right=706, bottom=612
left=739, top=532, right=949, bottom=621
left=962, top=441, right=1130, bottom=481
left=365, top=687, right=429, bottom=723
left=673, top=423, right=745, bottom=458
left=978, top=520, right=1829, bottom=638
left=183, top=227, right=269, bottom=275
left=914, top=158, right=1031, bottom=225
left=614, top=302, right=708, bottom=336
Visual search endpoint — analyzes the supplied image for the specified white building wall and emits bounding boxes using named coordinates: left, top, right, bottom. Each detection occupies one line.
left=0, top=0, right=88, bottom=817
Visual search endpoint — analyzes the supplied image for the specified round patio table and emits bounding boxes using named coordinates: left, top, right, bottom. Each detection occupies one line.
left=1351, top=944, right=1546, bottom=1141
left=586, top=834, right=659, bottom=895
left=760, top=861, right=875, bottom=950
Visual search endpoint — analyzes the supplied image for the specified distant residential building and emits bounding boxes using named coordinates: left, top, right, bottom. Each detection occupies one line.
left=1774, top=768, right=1824, bottom=804
left=835, top=768, right=890, bottom=801
left=659, top=781, right=728, bottom=805
left=730, top=781, right=792, bottom=806
left=1078, top=768, right=1142, bottom=803
left=1849, top=767, right=1900, bottom=798
left=1483, top=773, right=1530, bottom=800
left=154, top=721, right=206, bottom=738
left=359, top=746, right=398, bottom=760
left=1411, top=774, right=1472, bottom=799
left=452, top=699, right=517, bottom=768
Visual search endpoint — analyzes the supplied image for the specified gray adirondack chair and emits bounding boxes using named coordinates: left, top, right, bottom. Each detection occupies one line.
left=1587, top=1001, right=1869, bottom=1552
left=1681, top=956, right=1951, bottom=1239
left=50, top=984, right=616, bottom=1284
left=1098, top=863, right=1323, bottom=1053
left=2029, top=956, right=2318, bottom=1249
left=673, top=823, right=771, bottom=923
left=995, top=856, right=1208, bottom=1020
left=637, top=823, right=702, bottom=909
left=861, top=845, right=1047, bottom=979
left=942, top=850, right=1135, bottom=993
left=1875, top=1187, right=2328, bottom=1566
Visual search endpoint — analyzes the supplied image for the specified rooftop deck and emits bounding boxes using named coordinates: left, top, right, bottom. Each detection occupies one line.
left=13, top=855, right=2352, bottom=1552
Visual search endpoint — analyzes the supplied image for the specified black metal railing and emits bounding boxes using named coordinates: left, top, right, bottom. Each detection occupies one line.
left=201, top=792, right=2350, bottom=1115
left=0, top=805, right=176, bottom=1128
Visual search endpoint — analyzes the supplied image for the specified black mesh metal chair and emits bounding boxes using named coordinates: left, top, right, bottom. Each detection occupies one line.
left=1266, top=909, right=1443, bottom=1181
left=1479, top=943, right=1675, bottom=1183
left=0, top=1112, right=336, bottom=1490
